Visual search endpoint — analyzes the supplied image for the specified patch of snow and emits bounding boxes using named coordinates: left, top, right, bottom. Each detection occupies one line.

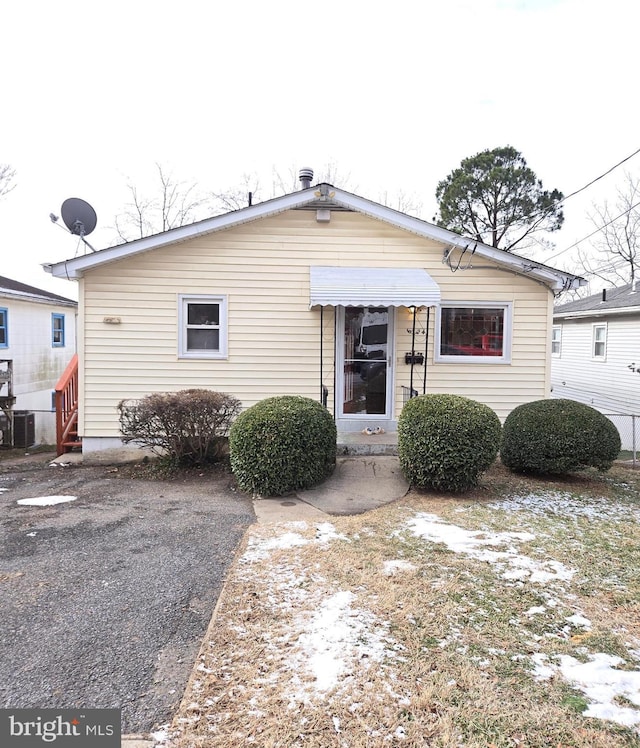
left=406, top=513, right=574, bottom=585
left=566, top=613, right=592, bottom=629
left=383, top=559, right=417, bottom=576
left=243, top=522, right=346, bottom=562
left=294, top=590, right=392, bottom=694
left=315, top=522, right=348, bottom=544
left=531, top=653, right=557, bottom=682
left=150, top=724, right=170, bottom=745
left=532, top=652, right=640, bottom=729
left=525, top=605, right=547, bottom=616
left=17, top=495, right=77, bottom=506
left=243, top=532, right=310, bottom=561
left=489, top=491, right=640, bottom=522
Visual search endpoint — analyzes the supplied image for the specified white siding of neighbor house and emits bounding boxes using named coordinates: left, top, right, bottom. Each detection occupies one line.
left=0, top=296, right=77, bottom=444
left=551, top=314, right=640, bottom=415
left=77, top=209, right=554, bottom=439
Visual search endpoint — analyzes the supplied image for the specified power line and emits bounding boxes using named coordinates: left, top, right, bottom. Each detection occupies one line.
left=490, top=145, right=640, bottom=237
left=560, top=146, right=640, bottom=204
left=544, top=199, right=640, bottom=261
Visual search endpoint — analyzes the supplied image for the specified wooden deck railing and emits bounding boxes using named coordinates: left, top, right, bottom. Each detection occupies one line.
left=54, top=353, right=80, bottom=455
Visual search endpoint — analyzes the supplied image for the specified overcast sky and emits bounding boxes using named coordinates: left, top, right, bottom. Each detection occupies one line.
left=2, top=0, right=639, bottom=300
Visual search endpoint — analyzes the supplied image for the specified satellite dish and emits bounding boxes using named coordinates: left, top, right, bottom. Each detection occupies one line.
left=61, top=197, right=97, bottom=237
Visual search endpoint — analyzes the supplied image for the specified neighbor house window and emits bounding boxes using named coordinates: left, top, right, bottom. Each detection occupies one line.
left=592, top=323, right=607, bottom=359
left=178, top=294, right=228, bottom=358
left=551, top=325, right=562, bottom=357
left=0, top=308, right=7, bottom=347
left=52, top=313, right=65, bottom=347
left=436, top=303, right=512, bottom=363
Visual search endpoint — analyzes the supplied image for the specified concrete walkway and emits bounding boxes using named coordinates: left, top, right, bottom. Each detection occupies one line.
left=253, top=455, right=409, bottom=522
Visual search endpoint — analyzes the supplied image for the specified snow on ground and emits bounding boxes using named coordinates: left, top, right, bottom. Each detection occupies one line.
left=242, top=520, right=348, bottom=562
left=383, top=559, right=417, bottom=576
left=533, top=652, right=640, bottom=728
left=16, top=495, right=77, bottom=506
left=185, top=502, right=640, bottom=740
left=291, top=589, right=395, bottom=696
left=402, top=507, right=640, bottom=731
left=406, top=512, right=574, bottom=584
left=489, top=490, right=640, bottom=522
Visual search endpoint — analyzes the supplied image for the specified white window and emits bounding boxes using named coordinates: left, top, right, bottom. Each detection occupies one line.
left=551, top=325, right=562, bottom=357
left=592, top=323, right=607, bottom=359
left=178, top=294, right=228, bottom=359
left=435, top=302, right=512, bottom=364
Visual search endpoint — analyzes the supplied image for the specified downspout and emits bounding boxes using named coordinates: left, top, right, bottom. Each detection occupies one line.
left=423, top=307, right=430, bottom=395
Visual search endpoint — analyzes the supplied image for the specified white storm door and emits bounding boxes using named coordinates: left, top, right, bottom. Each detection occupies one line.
left=337, top=306, right=394, bottom=419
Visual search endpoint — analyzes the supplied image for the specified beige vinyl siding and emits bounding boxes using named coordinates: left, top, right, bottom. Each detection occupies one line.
left=80, top=209, right=553, bottom=437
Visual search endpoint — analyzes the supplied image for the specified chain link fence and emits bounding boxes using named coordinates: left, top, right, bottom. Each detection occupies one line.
left=602, top=413, right=639, bottom=466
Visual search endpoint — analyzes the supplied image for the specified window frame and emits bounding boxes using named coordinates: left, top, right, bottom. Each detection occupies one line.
left=51, top=313, right=65, bottom=347
left=178, top=294, right=228, bottom=359
left=551, top=324, right=562, bottom=357
left=592, top=322, right=607, bottom=360
left=0, top=308, right=7, bottom=348
left=434, top=301, right=513, bottom=364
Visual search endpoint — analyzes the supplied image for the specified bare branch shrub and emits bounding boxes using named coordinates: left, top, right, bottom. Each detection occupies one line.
left=118, top=389, right=241, bottom=465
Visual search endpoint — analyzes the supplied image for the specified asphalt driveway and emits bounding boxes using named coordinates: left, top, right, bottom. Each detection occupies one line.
left=0, top=453, right=254, bottom=734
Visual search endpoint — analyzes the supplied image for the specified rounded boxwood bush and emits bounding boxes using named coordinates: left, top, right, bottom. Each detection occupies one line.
left=229, top=395, right=337, bottom=495
left=398, top=394, right=501, bottom=492
left=500, top=398, right=621, bottom=475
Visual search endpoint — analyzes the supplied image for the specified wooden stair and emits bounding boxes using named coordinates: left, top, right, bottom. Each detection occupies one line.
left=54, top=354, right=82, bottom=455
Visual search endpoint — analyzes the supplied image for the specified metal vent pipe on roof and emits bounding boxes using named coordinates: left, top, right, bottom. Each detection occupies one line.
left=299, top=167, right=314, bottom=189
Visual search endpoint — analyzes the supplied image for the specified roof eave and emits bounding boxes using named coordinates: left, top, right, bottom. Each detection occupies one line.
left=45, top=184, right=583, bottom=291
left=554, top=305, right=640, bottom=320
left=0, top=288, right=77, bottom=307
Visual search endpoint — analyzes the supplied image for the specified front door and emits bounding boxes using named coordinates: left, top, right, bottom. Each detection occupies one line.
left=337, top=306, right=394, bottom=423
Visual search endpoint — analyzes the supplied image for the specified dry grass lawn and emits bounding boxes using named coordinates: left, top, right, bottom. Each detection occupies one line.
left=158, top=462, right=640, bottom=748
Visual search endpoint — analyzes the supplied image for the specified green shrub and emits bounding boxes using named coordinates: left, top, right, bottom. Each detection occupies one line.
left=118, top=388, right=240, bottom=465
left=398, top=394, right=501, bottom=492
left=500, top=398, right=621, bottom=475
left=229, top=395, right=337, bottom=495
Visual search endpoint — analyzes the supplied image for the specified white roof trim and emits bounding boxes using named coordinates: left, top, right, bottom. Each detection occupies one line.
left=554, top=305, right=640, bottom=320
left=44, top=184, right=583, bottom=291
left=0, top=288, right=77, bottom=307
left=310, top=266, right=441, bottom=308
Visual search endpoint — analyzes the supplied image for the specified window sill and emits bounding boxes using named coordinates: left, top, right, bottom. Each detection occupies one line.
left=435, top=356, right=511, bottom=365
left=178, top=352, right=228, bottom=360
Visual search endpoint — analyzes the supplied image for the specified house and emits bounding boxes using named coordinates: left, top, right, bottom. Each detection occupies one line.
left=44, top=175, right=584, bottom=460
left=552, top=282, right=640, bottom=449
left=0, top=276, right=77, bottom=447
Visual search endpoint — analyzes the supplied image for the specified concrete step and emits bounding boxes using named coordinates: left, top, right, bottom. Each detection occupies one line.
left=337, top=431, right=398, bottom=456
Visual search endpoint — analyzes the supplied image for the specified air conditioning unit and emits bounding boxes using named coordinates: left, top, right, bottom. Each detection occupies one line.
left=13, top=411, right=35, bottom=448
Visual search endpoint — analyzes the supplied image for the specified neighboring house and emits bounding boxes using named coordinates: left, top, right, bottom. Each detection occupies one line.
left=552, top=282, right=640, bottom=449
left=44, top=177, right=583, bottom=460
left=0, top=276, right=77, bottom=447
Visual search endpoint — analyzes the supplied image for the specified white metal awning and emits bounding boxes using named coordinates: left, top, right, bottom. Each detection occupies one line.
left=309, top=266, right=441, bottom=307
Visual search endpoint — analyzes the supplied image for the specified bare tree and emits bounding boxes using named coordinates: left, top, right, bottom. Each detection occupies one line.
left=210, top=172, right=262, bottom=214
left=114, top=163, right=207, bottom=242
left=378, top=188, right=423, bottom=217
left=0, top=163, right=16, bottom=199
left=584, top=172, right=640, bottom=285
left=113, top=159, right=432, bottom=246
